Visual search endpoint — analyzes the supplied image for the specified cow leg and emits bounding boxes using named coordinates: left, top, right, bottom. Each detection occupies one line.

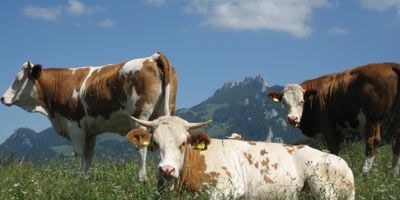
left=68, top=128, right=86, bottom=170
left=83, top=134, right=97, bottom=172
left=390, top=121, right=400, bottom=175
left=320, top=123, right=340, bottom=155
left=363, top=121, right=381, bottom=173
left=137, top=139, right=148, bottom=182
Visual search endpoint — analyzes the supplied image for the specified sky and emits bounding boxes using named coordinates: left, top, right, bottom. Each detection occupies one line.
left=0, top=0, right=399, bottom=143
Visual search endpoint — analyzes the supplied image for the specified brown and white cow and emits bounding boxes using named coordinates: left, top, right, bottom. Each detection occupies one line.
left=0, top=52, right=178, bottom=181
left=127, top=116, right=355, bottom=200
left=267, top=62, right=400, bottom=174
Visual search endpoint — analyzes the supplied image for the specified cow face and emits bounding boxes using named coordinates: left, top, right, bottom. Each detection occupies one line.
left=129, top=116, right=211, bottom=179
left=268, top=84, right=305, bottom=127
left=1, top=61, right=42, bottom=111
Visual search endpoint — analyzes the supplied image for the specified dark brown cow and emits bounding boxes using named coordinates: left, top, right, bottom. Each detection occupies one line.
left=1, top=52, right=178, bottom=181
left=268, top=63, right=400, bottom=174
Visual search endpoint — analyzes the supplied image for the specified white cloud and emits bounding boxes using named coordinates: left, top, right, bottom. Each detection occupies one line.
left=66, top=0, right=86, bottom=15
left=23, top=1, right=104, bottom=21
left=23, top=5, right=62, bottom=21
left=183, top=0, right=329, bottom=38
left=145, top=0, right=166, bottom=7
left=360, top=0, right=400, bottom=15
left=98, top=18, right=115, bottom=27
left=327, top=27, right=348, bottom=36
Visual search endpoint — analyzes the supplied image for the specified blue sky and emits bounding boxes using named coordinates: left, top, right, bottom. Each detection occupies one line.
left=0, top=0, right=399, bottom=143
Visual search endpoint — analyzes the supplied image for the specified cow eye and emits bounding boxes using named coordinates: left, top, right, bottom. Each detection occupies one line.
left=179, top=142, right=186, bottom=151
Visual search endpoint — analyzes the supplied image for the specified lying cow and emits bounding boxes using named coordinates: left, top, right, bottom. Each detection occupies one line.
left=127, top=116, right=355, bottom=200
left=267, top=63, right=400, bottom=174
left=1, top=52, right=178, bottom=181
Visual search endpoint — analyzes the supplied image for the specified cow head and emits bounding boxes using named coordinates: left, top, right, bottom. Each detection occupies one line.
left=1, top=61, right=43, bottom=112
left=268, top=84, right=312, bottom=127
left=127, top=116, right=211, bottom=179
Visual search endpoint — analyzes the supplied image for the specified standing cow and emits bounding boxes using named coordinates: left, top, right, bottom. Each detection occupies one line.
left=1, top=52, right=178, bottom=181
left=267, top=62, right=400, bottom=174
left=127, top=116, right=355, bottom=200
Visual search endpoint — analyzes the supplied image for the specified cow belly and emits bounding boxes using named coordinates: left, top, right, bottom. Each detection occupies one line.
left=80, top=112, right=136, bottom=135
left=337, top=110, right=366, bottom=133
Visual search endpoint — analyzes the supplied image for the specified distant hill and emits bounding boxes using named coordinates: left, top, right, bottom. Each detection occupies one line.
left=177, top=75, right=303, bottom=143
left=0, top=75, right=303, bottom=162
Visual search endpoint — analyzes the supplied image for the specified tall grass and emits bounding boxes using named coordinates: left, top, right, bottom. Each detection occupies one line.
left=1, top=143, right=399, bottom=199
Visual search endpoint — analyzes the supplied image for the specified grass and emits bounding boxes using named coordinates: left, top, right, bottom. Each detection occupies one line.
left=1, top=143, right=400, bottom=199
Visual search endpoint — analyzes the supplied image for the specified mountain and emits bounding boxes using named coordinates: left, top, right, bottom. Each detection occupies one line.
left=0, top=128, right=133, bottom=162
left=177, top=75, right=303, bottom=143
left=0, top=75, right=303, bottom=162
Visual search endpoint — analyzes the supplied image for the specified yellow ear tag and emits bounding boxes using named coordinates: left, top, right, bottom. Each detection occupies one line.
left=194, top=142, right=206, bottom=150
left=272, top=97, right=280, bottom=102
left=140, top=140, right=150, bottom=147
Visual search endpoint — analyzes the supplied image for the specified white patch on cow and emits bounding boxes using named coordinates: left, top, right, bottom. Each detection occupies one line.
left=392, top=154, right=400, bottom=175
left=79, top=66, right=102, bottom=114
left=282, top=84, right=305, bottom=125
left=52, top=114, right=85, bottom=155
left=151, top=52, right=160, bottom=60
left=119, top=57, right=152, bottom=77
left=32, top=105, right=48, bottom=116
left=72, top=89, right=79, bottom=100
left=164, top=84, right=171, bottom=116
left=138, top=147, right=148, bottom=181
left=362, top=156, right=375, bottom=173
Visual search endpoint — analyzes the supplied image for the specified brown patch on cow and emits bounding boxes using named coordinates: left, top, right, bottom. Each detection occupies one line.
left=261, top=158, right=270, bottom=168
left=35, top=68, right=90, bottom=130
left=282, top=144, right=296, bottom=154
left=126, top=128, right=152, bottom=147
left=263, top=175, right=274, bottom=184
left=188, top=131, right=211, bottom=150
left=260, top=149, right=269, bottom=156
left=177, top=147, right=219, bottom=193
left=296, top=145, right=306, bottom=149
left=254, top=162, right=259, bottom=169
left=248, top=141, right=257, bottom=146
left=272, top=163, right=279, bottom=170
left=221, top=166, right=232, bottom=178
left=345, top=180, right=355, bottom=192
left=84, top=63, right=133, bottom=120
left=243, top=152, right=253, bottom=165
left=258, top=157, right=274, bottom=184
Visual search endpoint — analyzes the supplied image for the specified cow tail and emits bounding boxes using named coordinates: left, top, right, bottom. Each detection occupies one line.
left=391, top=63, right=400, bottom=121
left=154, top=52, right=172, bottom=116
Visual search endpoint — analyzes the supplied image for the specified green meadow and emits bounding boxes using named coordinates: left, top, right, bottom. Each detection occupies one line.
left=1, top=142, right=399, bottom=200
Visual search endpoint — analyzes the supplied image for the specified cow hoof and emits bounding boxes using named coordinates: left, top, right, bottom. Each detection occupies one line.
left=362, top=156, right=375, bottom=174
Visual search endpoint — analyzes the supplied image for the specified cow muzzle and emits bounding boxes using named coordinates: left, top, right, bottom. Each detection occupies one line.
left=0, top=96, right=11, bottom=106
left=159, top=165, right=176, bottom=177
left=288, top=116, right=300, bottom=128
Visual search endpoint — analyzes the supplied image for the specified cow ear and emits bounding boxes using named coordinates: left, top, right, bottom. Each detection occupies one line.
left=29, top=64, right=43, bottom=80
left=304, top=89, right=317, bottom=101
left=127, top=128, right=152, bottom=147
left=188, top=131, right=211, bottom=151
left=267, top=91, right=283, bottom=103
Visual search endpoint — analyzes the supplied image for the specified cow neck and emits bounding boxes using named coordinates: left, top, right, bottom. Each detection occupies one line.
left=176, top=142, right=206, bottom=193
left=300, top=80, right=318, bottom=91
left=34, top=68, right=78, bottom=118
left=34, top=69, right=55, bottom=114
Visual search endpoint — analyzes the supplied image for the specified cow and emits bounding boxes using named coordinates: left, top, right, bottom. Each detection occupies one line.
left=0, top=52, right=178, bottom=181
left=267, top=62, right=400, bottom=174
left=127, top=116, right=355, bottom=200
left=226, top=133, right=243, bottom=140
